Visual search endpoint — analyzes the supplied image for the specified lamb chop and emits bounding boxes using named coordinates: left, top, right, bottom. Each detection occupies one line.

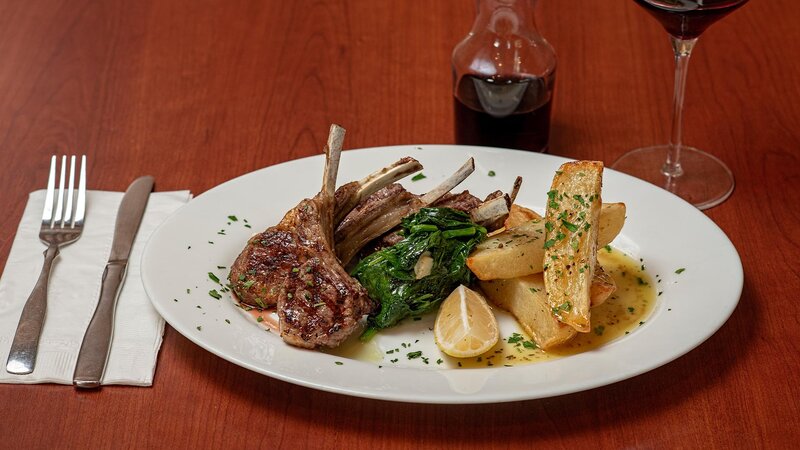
left=333, top=156, right=423, bottom=224
left=229, top=125, right=376, bottom=349
left=230, top=155, right=422, bottom=310
left=338, top=176, right=523, bottom=264
left=334, top=158, right=476, bottom=266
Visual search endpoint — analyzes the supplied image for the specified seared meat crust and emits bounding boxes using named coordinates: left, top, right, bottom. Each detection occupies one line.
left=230, top=199, right=374, bottom=349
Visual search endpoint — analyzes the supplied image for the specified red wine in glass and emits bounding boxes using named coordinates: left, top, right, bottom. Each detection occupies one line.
left=612, top=0, right=749, bottom=210
left=633, top=0, right=749, bottom=39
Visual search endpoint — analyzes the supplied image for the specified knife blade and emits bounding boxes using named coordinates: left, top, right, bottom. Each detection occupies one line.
left=73, top=176, right=154, bottom=388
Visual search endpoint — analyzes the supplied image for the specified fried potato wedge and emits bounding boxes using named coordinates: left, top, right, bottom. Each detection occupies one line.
left=542, top=161, right=603, bottom=333
left=505, top=204, right=543, bottom=228
left=479, top=275, right=576, bottom=349
left=597, top=202, right=625, bottom=247
left=467, top=203, right=624, bottom=281
left=479, top=269, right=616, bottom=349
left=589, top=266, right=615, bottom=307
left=468, top=219, right=546, bottom=280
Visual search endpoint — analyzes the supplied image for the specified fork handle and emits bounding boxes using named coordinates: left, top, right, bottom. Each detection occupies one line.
left=5, top=245, right=60, bottom=375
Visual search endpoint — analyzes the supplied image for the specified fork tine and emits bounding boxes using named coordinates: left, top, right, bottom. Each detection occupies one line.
left=64, top=156, right=76, bottom=226
left=42, top=156, right=57, bottom=226
left=74, top=155, right=86, bottom=227
left=53, top=156, right=67, bottom=226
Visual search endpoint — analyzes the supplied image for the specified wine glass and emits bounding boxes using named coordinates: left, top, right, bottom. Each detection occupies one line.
left=612, top=0, right=749, bottom=210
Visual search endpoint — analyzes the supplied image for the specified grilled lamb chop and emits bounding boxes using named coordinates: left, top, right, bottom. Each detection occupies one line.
left=341, top=177, right=523, bottom=261
left=334, top=158, right=476, bottom=266
left=334, top=156, right=422, bottom=224
left=229, top=125, right=375, bottom=349
left=433, top=191, right=483, bottom=212
left=230, top=156, right=422, bottom=310
left=468, top=176, right=522, bottom=230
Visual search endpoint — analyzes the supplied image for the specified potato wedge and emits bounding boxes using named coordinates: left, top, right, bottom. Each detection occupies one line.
left=480, top=275, right=576, bottom=349
left=467, top=219, right=545, bottom=281
left=589, top=266, right=616, bottom=307
left=505, top=204, right=543, bottom=228
left=542, top=161, right=603, bottom=333
left=597, top=202, right=625, bottom=247
left=467, top=203, right=624, bottom=281
left=480, top=269, right=616, bottom=348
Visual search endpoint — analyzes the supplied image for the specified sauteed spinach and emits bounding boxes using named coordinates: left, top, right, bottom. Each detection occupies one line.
left=351, top=207, right=486, bottom=340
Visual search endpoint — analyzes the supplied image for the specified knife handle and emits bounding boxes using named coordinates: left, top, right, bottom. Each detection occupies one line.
left=73, top=261, right=127, bottom=389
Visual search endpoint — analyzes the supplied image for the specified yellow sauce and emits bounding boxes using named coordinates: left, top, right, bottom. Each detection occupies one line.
left=455, top=247, right=657, bottom=368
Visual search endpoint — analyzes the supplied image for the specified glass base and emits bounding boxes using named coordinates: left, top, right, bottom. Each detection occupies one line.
left=611, top=145, right=734, bottom=210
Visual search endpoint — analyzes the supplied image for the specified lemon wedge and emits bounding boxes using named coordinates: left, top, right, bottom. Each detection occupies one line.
left=434, top=285, right=499, bottom=358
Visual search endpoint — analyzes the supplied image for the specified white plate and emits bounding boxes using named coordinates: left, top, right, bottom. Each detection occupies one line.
left=141, top=145, right=743, bottom=404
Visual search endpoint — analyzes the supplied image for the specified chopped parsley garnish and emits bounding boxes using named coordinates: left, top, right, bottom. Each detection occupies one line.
left=552, top=301, right=572, bottom=315
left=228, top=215, right=238, bottom=222
left=411, top=173, right=426, bottom=181
left=604, top=244, right=612, bottom=252
left=208, top=272, right=220, bottom=283
left=593, top=325, right=605, bottom=336
left=488, top=170, right=496, bottom=177
left=562, top=220, right=579, bottom=232
left=208, top=289, right=222, bottom=299
left=675, top=268, right=686, bottom=274
left=335, top=361, right=343, bottom=365
left=507, top=333, right=524, bottom=344
left=407, top=351, right=423, bottom=359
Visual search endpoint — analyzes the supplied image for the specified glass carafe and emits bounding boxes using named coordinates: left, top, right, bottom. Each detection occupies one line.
left=452, top=0, right=556, bottom=153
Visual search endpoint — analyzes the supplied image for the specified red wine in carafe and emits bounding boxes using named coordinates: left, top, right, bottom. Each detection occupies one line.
left=634, top=0, right=749, bottom=39
left=454, top=73, right=555, bottom=153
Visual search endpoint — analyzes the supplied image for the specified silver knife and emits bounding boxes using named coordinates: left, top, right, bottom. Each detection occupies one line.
left=72, top=176, right=154, bottom=389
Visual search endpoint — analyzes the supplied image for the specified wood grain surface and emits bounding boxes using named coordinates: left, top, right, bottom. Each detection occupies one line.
left=1, top=0, right=798, bottom=448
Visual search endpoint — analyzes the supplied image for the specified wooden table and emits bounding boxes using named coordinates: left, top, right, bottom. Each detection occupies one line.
left=1, top=0, right=798, bottom=447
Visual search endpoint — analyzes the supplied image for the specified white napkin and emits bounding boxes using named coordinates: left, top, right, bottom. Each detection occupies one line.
left=0, top=189, right=190, bottom=386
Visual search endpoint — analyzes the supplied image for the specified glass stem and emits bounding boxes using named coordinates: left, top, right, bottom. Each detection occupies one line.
left=662, top=36, right=698, bottom=178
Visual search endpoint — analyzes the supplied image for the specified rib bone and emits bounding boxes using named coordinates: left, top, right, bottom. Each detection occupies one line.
left=334, top=157, right=423, bottom=224
left=469, top=194, right=511, bottom=231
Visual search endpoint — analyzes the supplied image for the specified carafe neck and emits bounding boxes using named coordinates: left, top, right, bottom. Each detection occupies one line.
left=472, top=0, right=539, bottom=36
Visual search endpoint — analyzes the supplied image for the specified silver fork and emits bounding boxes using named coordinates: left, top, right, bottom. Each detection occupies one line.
left=6, top=155, right=87, bottom=375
